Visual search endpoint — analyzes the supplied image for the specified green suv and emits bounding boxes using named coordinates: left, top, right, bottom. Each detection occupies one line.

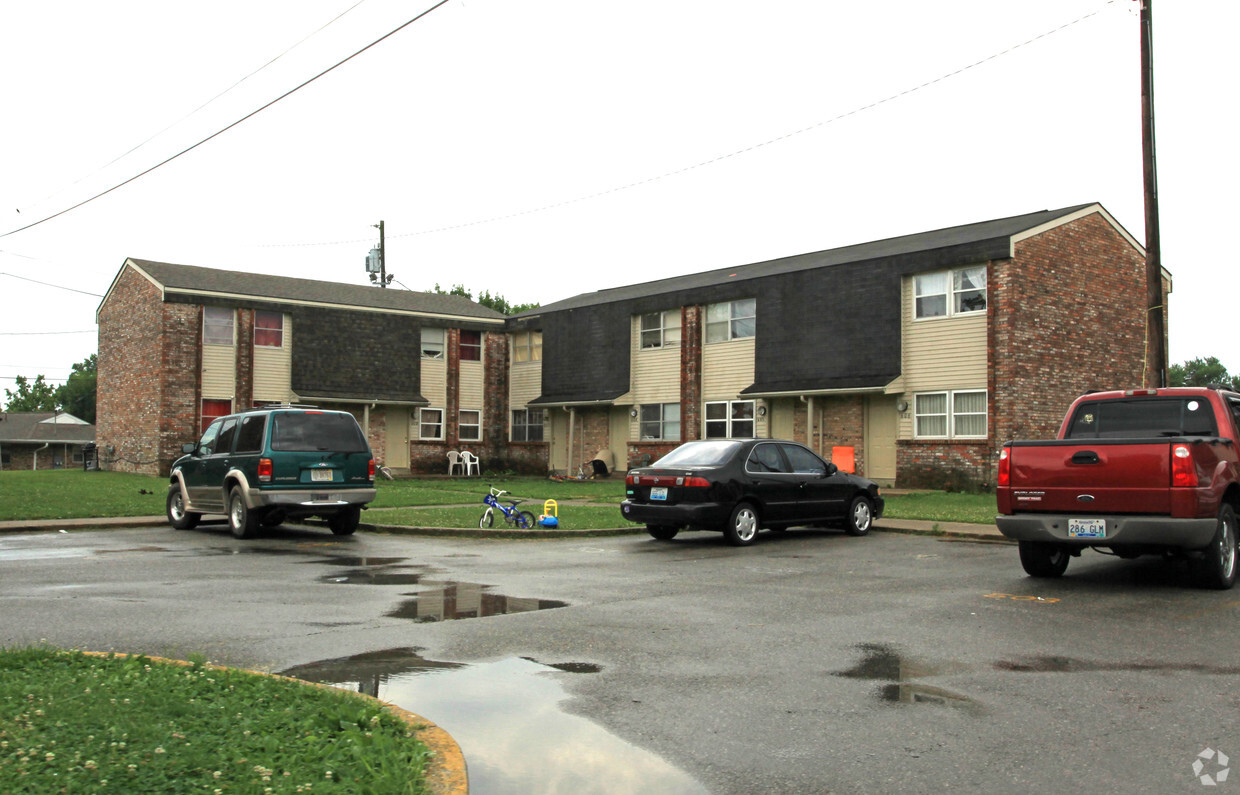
left=166, top=406, right=377, bottom=538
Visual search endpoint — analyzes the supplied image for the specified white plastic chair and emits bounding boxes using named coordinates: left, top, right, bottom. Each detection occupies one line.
left=460, top=450, right=480, bottom=476
left=447, top=450, right=463, bottom=475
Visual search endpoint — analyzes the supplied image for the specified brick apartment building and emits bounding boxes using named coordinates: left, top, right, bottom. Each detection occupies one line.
left=96, top=203, right=1165, bottom=486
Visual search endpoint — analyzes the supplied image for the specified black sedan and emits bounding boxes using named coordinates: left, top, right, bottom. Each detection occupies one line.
left=620, top=438, right=884, bottom=545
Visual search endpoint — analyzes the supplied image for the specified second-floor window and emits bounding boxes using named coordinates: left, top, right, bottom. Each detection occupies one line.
left=705, top=299, right=755, bottom=343
left=254, top=311, right=283, bottom=347
left=914, top=266, right=987, bottom=319
left=639, top=403, right=681, bottom=441
left=512, top=330, right=542, bottom=362
left=459, top=330, right=481, bottom=361
left=203, top=307, right=234, bottom=346
left=422, top=328, right=445, bottom=359
left=640, top=311, right=682, bottom=349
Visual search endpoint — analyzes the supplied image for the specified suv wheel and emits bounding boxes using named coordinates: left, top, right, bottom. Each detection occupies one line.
left=228, top=487, right=258, bottom=539
left=329, top=506, right=361, bottom=536
left=1193, top=504, right=1238, bottom=590
left=1018, top=540, right=1070, bottom=578
left=165, top=485, right=200, bottom=530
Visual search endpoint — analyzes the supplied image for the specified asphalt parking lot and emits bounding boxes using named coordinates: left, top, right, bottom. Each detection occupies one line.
left=2, top=522, right=1238, bottom=793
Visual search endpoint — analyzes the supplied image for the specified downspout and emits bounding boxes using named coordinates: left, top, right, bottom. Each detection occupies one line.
left=32, top=442, right=48, bottom=471
left=801, top=396, right=816, bottom=454
left=564, top=407, right=576, bottom=476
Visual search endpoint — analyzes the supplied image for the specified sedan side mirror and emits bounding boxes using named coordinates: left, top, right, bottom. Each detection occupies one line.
left=824, top=463, right=839, bottom=477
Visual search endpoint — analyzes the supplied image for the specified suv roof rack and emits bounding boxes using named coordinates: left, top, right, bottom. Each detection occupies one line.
left=239, top=402, right=320, bottom=413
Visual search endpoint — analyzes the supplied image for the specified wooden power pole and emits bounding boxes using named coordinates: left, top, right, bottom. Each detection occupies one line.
left=1140, top=0, right=1166, bottom=387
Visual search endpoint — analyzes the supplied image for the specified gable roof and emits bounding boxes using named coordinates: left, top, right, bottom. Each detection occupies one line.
left=100, top=259, right=507, bottom=324
left=0, top=412, right=96, bottom=445
left=518, top=203, right=1114, bottom=316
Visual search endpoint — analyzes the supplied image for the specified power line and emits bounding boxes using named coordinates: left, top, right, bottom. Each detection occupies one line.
left=0, top=0, right=456, bottom=240
left=261, top=0, right=1121, bottom=250
left=0, top=330, right=96, bottom=336
left=0, top=271, right=103, bottom=298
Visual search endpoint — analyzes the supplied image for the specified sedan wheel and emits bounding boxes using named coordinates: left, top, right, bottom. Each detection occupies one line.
left=647, top=525, right=679, bottom=541
left=844, top=496, right=873, bottom=536
left=724, top=502, right=760, bottom=546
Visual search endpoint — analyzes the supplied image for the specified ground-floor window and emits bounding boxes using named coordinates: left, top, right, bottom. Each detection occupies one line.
left=640, top=403, right=681, bottom=441
left=913, top=390, right=987, bottom=439
left=459, top=409, right=481, bottom=442
left=201, top=398, right=232, bottom=434
left=419, top=408, right=444, bottom=440
left=512, top=409, right=545, bottom=442
left=705, top=400, right=755, bottom=438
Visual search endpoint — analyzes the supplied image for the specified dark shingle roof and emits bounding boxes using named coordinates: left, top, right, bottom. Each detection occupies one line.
left=0, top=413, right=96, bottom=445
left=123, top=259, right=506, bottom=322
left=519, top=204, right=1097, bottom=315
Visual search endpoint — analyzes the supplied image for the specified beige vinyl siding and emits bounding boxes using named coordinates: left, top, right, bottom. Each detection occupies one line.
left=459, top=360, right=484, bottom=408
left=510, top=362, right=542, bottom=409
left=899, top=275, right=988, bottom=438
left=702, top=337, right=755, bottom=400
left=421, top=359, right=447, bottom=406
left=253, top=317, right=292, bottom=403
left=201, top=343, right=235, bottom=399
left=629, top=314, right=680, bottom=438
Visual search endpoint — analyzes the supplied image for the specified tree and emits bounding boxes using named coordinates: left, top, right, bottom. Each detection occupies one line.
left=3, top=374, right=58, bottom=412
left=1168, top=356, right=1240, bottom=391
left=55, top=354, right=97, bottom=424
left=429, top=284, right=539, bottom=316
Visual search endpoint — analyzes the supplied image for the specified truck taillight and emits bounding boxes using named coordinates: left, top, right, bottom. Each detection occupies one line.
left=258, top=458, right=273, bottom=483
left=1171, top=444, right=1197, bottom=487
left=368, top=458, right=376, bottom=483
left=998, top=448, right=1010, bottom=487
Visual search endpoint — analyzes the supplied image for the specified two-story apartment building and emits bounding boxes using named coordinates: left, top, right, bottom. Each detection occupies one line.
left=96, top=203, right=1164, bottom=486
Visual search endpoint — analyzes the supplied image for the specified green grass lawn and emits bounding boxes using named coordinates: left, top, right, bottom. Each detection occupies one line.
left=0, top=470, right=998, bottom=526
left=0, top=647, right=430, bottom=794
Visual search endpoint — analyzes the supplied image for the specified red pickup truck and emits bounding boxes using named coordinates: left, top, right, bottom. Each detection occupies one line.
left=996, top=387, right=1240, bottom=589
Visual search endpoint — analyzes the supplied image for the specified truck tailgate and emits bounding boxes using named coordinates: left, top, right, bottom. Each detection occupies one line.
left=1003, top=440, right=1171, bottom=514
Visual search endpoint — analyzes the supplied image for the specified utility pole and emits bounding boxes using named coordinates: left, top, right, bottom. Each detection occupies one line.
left=1140, top=0, right=1165, bottom=387
left=367, top=220, right=392, bottom=287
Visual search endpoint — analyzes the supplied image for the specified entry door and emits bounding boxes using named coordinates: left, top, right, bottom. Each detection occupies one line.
left=386, top=407, right=410, bottom=469
left=865, top=395, right=899, bottom=485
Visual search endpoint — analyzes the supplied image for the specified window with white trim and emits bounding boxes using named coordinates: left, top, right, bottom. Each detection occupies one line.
left=254, top=311, right=283, bottom=347
left=914, top=390, right=987, bottom=438
left=914, top=266, right=987, bottom=319
left=422, top=328, right=444, bottom=359
left=705, top=299, right=755, bottom=343
left=512, top=409, right=545, bottom=442
left=704, top=400, right=755, bottom=438
left=512, top=330, right=542, bottom=362
left=639, top=403, right=681, bottom=441
left=639, top=311, right=682, bottom=349
left=203, top=307, right=234, bottom=346
left=459, top=409, right=481, bottom=442
left=419, top=408, right=444, bottom=440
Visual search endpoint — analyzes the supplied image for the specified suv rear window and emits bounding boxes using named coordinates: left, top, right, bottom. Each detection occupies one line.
left=271, top=412, right=368, bottom=453
left=1066, top=398, right=1219, bottom=439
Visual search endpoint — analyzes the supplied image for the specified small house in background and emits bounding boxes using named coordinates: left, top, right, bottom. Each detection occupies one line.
left=0, top=412, right=96, bottom=470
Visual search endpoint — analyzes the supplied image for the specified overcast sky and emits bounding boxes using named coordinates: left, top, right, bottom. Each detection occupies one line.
left=1, top=0, right=1235, bottom=400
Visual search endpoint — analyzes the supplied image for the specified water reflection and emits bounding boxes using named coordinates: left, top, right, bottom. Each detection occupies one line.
left=835, top=642, right=981, bottom=714
left=384, top=581, right=569, bottom=622
left=280, top=649, right=706, bottom=795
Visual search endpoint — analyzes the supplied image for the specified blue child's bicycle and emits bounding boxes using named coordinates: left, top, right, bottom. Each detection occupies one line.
left=480, top=486, right=537, bottom=529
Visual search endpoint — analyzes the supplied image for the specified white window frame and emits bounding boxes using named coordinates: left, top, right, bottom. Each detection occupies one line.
left=511, top=408, right=545, bottom=442
left=422, top=328, right=445, bottom=359
left=419, top=408, right=444, bottom=440
left=203, top=306, right=235, bottom=346
left=705, top=299, right=756, bottom=343
left=913, top=390, right=988, bottom=439
left=914, top=266, right=987, bottom=320
left=512, top=330, right=542, bottom=363
left=459, top=409, right=481, bottom=442
left=253, top=310, right=284, bottom=348
left=639, top=402, right=681, bottom=441
left=704, top=400, right=755, bottom=438
left=639, top=311, right=682, bottom=349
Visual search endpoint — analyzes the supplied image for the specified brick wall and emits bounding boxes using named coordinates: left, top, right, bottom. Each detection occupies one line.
left=680, top=305, right=702, bottom=442
left=817, top=395, right=866, bottom=476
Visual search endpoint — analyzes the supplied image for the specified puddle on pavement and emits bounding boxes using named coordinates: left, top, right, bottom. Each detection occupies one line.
left=279, top=648, right=706, bottom=795
left=320, top=568, right=432, bottom=586
left=835, top=643, right=982, bottom=714
left=385, top=581, right=569, bottom=622
left=994, top=656, right=1240, bottom=675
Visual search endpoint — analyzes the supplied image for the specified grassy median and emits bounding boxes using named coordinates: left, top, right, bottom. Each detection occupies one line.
left=0, top=647, right=430, bottom=794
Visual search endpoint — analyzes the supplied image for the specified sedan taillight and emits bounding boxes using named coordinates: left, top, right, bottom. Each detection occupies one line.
left=257, top=458, right=273, bottom=483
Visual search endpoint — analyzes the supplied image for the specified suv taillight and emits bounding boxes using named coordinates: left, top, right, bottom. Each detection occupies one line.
left=998, top=448, right=1010, bottom=487
left=1171, top=444, right=1197, bottom=487
left=257, top=458, right=273, bottom=483
left=368, top=458, right=375, bottom=483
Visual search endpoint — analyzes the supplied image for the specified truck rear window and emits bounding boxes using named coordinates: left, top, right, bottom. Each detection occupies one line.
left=1065, top=398, right=1218, bottom=439
left=271, top=413, right=369, bottom=453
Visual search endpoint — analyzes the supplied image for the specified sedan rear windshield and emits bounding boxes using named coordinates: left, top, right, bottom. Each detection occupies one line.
left=1065, top=398, right=1218, bottom=439
left=652, top=440, right=741, bottom=467
left=271, top=412, right=368, bottom=453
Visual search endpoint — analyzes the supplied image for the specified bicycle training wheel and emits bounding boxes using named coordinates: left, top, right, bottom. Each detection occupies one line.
left=479, top=509, right=494, bottom=529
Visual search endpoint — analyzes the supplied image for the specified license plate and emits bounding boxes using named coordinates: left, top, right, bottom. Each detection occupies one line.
left=311, top=469, right=334, bottom=482
left=1068, top=518, right=1106, bottom=538
left=650, top=487, right=668, bottom=501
